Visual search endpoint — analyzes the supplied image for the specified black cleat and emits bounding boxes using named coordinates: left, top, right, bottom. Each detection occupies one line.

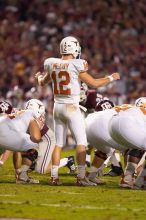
left=66, top=156, right=76, bottom=174
left=104, top=163, right=123, bottom=177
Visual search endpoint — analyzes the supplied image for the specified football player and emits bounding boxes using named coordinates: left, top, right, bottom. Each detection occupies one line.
left=109, top=101, right=146, bottom=189
left=0, top=99, right=42, bottom=183
left=0, top=99, right=76, bottom=183
left=13, top=99, right=76, bottom=183
left=85, top=99, right=127, bottom=184
left=79, top=84, right=103, bottom=168
left=0, top=101, right=14, bottom=166
left=35, top=36, right=120, bottom=186
left=95, top=99, right=123, bottom=177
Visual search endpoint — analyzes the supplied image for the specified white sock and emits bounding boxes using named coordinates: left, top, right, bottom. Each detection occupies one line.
left=19, top=165, right=30, bottom=180
left=21, top=165, right=30, bottom=172
left=51, top=165, right=59, bottom=179
left=86, top=154, right=90, bottom=163
left=88, top=166, right=97, bottom=179
left=110, top=153, right=120, bottom=167
left=90, top=166, right=97, bottom=173
left=59, top=158, right=68, bottom=168
left=104, top=156, right=111, bottom=166
left=77, top=165, right=85, bottom=179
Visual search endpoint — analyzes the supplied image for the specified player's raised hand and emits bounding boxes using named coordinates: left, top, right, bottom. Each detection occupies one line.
left=35, top=72, right=44, bottom=86
left=111, top=72, right=120, bottom=81
left=35, top=72, right=42, bottom=80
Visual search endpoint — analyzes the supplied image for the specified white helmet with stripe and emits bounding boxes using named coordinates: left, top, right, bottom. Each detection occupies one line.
left=60, top=36, right=81, bottom=58
left=25, top=99, right=45, bottom=117
left=135, top=97, right=146, bottom=107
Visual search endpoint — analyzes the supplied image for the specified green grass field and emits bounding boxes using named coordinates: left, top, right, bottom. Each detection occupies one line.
left=0, top=150, right=146, bottom=220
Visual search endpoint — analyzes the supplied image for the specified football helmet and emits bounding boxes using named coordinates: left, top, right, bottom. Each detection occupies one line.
left=60, top=36, right=81, bottom=58
left=135, top=97, right=146, bottom=107
left=95, top=100, right=114, bottom=112
left=0, top=101, right=13, bottom=114
left=25, top=99, right=45, bottom=117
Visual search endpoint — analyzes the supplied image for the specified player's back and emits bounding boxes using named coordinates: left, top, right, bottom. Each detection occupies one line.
left=118, top=106, right=146, bottom=122
left=44, top=58, right=88, bottom=103
left=86, top=108, right=116, bottom=129
left=85, top=108, right=116, bottom=142
left=4, top=110, right=38, bottom=133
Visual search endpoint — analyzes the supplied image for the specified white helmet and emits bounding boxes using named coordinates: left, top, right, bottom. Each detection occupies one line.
left=60, top=36, right=81, bottom=58
left=135, top=97, right=146, bottom=107
left=25, top=99, right=45, bottom=117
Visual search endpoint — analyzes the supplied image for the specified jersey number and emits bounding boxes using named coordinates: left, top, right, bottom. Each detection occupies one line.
left=52, top=71, right=71, bottom=95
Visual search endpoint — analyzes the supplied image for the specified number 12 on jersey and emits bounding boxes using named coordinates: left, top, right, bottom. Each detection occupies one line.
left=52, top=71, right=71, bottom=95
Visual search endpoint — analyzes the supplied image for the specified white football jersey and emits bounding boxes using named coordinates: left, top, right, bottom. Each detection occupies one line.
left=118, top=106, right=146, bottom=122
left=85, top=108, right=125, bottom=152
left=8, top=109, right=40, bottom=132
left=0, top=110, right=39, bottom=151
left=44, top=58, right=88, bottom=103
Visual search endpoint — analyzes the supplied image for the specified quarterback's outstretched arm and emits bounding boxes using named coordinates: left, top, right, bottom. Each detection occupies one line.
left=79, top=72, right=120, bottom=88
left=35, top=71, right=51, bottom=86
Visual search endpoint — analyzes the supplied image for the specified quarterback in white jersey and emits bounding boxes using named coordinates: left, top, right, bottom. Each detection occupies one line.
left=35, top=36, right=120, bottom=186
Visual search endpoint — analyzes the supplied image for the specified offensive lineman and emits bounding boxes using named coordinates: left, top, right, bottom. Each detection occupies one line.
left=109, top=99, right=146, bottom=189
left=0, top=100, right=76, bottom=183
left=35, top=36, right=120, bottom=186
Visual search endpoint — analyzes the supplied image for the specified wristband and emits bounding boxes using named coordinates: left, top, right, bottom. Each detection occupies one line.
left=107, top=75, right=114, bottom=82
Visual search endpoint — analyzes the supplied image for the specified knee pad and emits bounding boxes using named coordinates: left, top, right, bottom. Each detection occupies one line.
left=21, top=149, right=38, bottom=162
left=128, top=149, right=145, bottom=159
left=94, top=150, right=107, bottom=160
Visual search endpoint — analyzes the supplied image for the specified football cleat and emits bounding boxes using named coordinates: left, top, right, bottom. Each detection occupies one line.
left=16, top=171, right=39, bottom=184
left=16, top=175, right=39, bottom=184
left=133, top=175, right=146, bottom=190
left=66, top=156, right=76, bottom=174
left=104, top=164, right=123, bottom=177
left=119, top=175, right=133, bottom=189
left=88, top=176, right=105, bottom=185
left=76, top=176, right=97, bottom=186
left=49, top=177, right=62, bottom=186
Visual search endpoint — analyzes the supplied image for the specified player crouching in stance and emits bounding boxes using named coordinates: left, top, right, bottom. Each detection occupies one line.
left=84, top=99, right=125, bottom=185
left=0, top=99, right=76, bottom=183
left=12, top=99, right=76, bottom=183
left=0, top=100, right=42, bottom=183
left=35, top=36, right=120, bottom=186
left=109, top=97, right=146, bottom=189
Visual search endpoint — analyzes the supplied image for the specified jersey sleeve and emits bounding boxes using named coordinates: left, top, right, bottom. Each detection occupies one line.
left=44, top=58, right=52, bottom=72
left=25, top=110, right=40, bottom=120
left=75, top=59, right=88, bottom=73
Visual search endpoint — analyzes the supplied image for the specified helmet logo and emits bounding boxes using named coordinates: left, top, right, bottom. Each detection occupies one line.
left=63, top=42, right=67, bottom=52
left=0, top=102, right=9, bottom=112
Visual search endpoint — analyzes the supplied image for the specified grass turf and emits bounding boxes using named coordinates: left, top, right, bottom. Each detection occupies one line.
left=0, top=150, right=146, bottom=220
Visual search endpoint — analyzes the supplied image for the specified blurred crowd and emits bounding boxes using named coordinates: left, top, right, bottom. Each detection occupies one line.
left=0, top=0, right=146, bottom=115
